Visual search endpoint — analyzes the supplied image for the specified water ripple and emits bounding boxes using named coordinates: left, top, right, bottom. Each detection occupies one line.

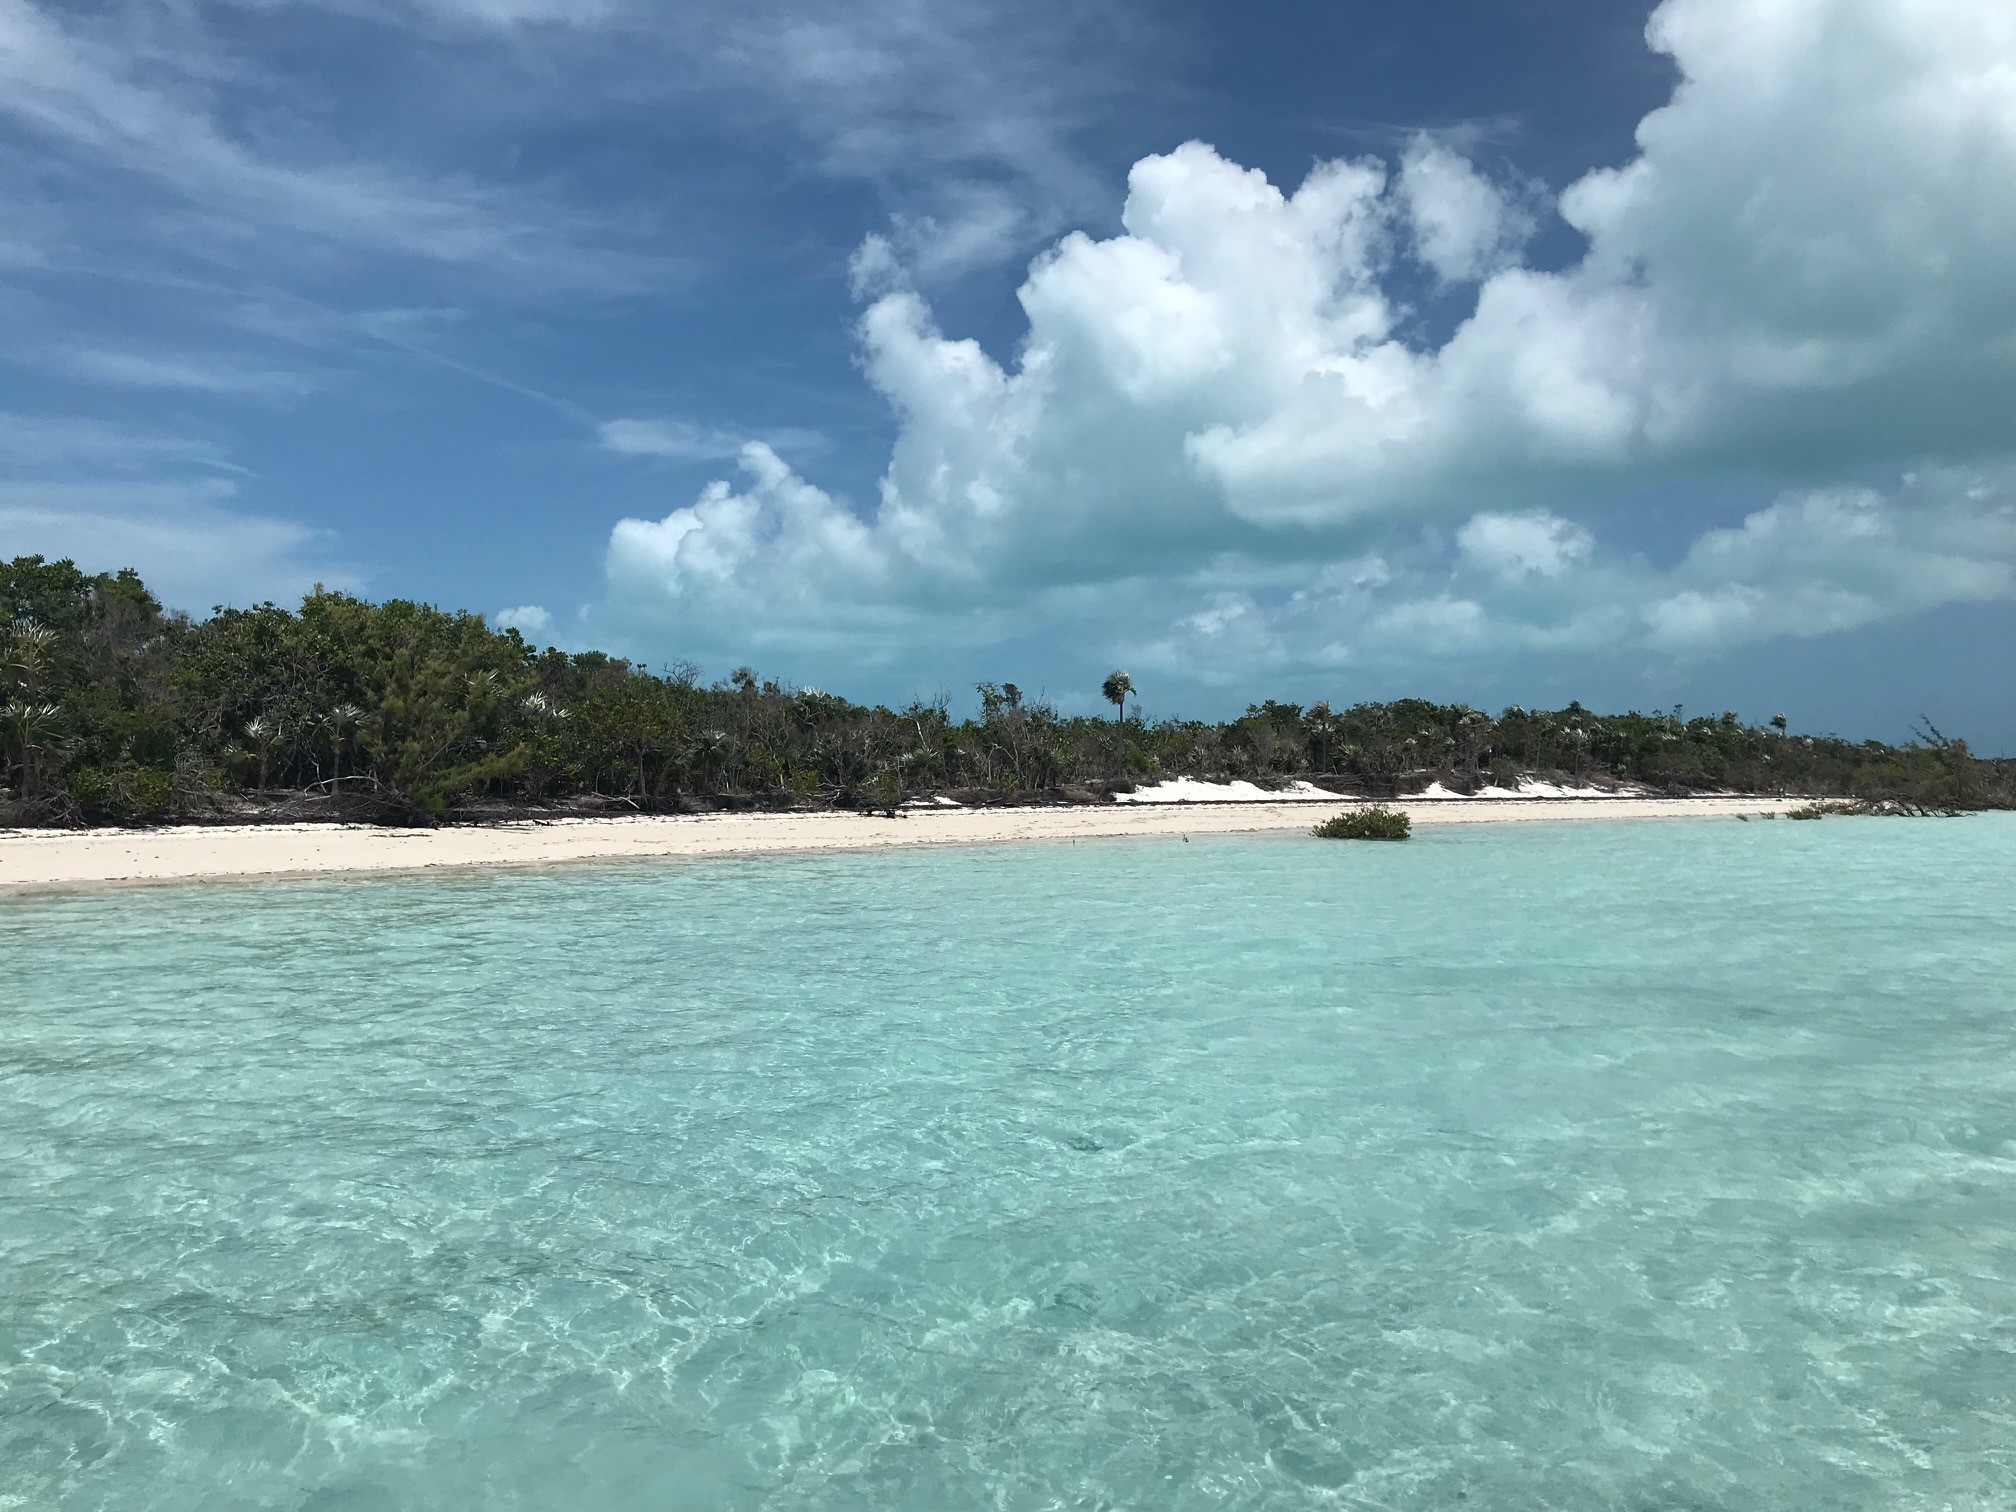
left=3, top=816, right=2014, bottom=1509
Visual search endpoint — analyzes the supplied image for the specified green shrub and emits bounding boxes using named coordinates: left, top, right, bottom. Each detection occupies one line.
left=65, top=766, right=109, bottom=816
left=65, top=764, right=172, bottom=823
left=1789, top=796, right=1963, bottom=820
left=1788, top=799, right=1868, bottom=819
left=1313, top=805, right=1411, bottom=841
left=123, top=766, right=172, bottom=820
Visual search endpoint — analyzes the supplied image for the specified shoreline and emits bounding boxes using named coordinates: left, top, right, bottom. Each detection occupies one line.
left=1, top=795, right=1802, bottom=894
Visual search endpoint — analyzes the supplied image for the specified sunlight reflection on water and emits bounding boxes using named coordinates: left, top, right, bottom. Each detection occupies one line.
left=4, top=815, right=2013, bottom=1509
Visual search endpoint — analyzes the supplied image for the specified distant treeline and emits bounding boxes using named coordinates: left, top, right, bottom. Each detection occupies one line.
left=2, top=554, right=2007, bottom=826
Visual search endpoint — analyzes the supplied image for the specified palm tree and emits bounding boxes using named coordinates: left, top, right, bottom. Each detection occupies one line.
left=1770, top=712, right=1788, bottom=736
left=5, top=623, right=57, bottom=698
left=245, top=715, right=284, bottom=791
left=1306, top=701, right=1336, bottom=773
left=1, top=699, right=65, bottom=800
left=1565, top=725, right=1590, bottom=777
left=1101, top=670, right=1133, bottom=724
left=1100, top=671, right=1134, bottom=779
left=696, top=728, right=731, bottom=793
left=323, top=704, right=363, bottom=788
left=1456, top=708, right=1491, bottom=779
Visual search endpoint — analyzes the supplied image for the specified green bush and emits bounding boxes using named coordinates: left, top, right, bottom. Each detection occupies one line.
left=1789, top=797, right=1964, bottom=820
left=124, top=766, right=173, bottom=820
left=1313, top=805, right=1411, bottom=841
left=66, top=764, right=173, bottom=823
left=65, top=766, right=109, bottom=816
left=1787, top=799, right=1868, bottom=819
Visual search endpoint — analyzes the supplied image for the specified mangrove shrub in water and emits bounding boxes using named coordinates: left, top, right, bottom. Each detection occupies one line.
left=1313, top=806, right=1412, bottom=841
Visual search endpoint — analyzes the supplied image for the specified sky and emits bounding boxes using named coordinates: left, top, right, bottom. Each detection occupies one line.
left=2, top=0, right=2013, bottom=745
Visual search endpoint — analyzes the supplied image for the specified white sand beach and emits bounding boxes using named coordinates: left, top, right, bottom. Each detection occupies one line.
left=0, top=793, right=1801, bottom=892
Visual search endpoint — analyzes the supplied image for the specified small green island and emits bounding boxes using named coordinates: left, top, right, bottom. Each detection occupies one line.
left=3, top=554, right=2010, bottom=829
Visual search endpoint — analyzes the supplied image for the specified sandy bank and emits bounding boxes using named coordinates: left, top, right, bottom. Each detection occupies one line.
left=0, top=796, right=1802, bottom=893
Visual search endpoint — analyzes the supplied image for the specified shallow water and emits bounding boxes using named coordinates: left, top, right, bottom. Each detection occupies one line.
left=4, top=815, right=2014, bottom=1510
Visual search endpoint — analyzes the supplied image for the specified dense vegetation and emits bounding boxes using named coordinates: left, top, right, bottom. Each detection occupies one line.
left=1313, top=806, right=1412, bottom=841
left=3, top=555, right=2008, bottom=827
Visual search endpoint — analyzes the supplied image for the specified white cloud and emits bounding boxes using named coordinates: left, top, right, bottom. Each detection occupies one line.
left=597, top=418, right=828, bottom=464
left=0, top=405, right=349, bottom=613
left=1127, top=468, right=2016, bottom=683
left=1642, top=479, right=2016, bottom=653
left=847, top=233, right=907, bottom=300
left=592, top=0, right=2016, bottom=690
left=325, top=0, right=1135, bottom=284
left=0, top=412, right=239, bottom=471
left=0, top=0, right=658, bottom=291
left=494, top=603, right=553, bottom=635
left=1397, top=135, right=1536, bottom=284
left=701, top=0, right=1143, bottom=283
left=0, top=479, right=357, bottom=613
left=58, top=346, right=320, bottom=397
left=1457, top=511, right=1595, bottom=580
left=404, top=0, right=618, bottom=24
left=604, top=442, right=907, bottom=658
left=598, top=419, right=748, bottom=461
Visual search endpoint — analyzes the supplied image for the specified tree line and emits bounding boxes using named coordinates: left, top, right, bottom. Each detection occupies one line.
left=2, top=554, right=2006, bottom=826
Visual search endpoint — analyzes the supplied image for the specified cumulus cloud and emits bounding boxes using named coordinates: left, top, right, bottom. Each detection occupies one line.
left=605, top=443, right=913, bottom=659
left=494, top=604, right=553, bottom=636
left=1456, top=512, right=1594, bottom=580
left=1641, top=478, right=2016, bottom=653
left=1129, top=468, right=2016, bottom=684
left=1396, top=135, right=1537, bottom=284
left=596, top=0, right=2016, bottom=693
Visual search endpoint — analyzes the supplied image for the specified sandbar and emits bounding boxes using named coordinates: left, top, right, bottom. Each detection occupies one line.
left=0, top=795, right=1801, bottom=894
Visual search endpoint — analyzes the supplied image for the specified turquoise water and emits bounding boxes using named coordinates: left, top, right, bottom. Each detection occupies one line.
left=4, top=817, right=2014, bottom=1511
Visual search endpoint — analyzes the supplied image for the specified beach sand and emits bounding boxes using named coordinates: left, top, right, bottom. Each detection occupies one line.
left=0, top=795, right=1800, bottom=893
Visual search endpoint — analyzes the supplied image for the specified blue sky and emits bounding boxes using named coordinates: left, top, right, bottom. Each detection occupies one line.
left=3, top=0, right=2014, bottom=746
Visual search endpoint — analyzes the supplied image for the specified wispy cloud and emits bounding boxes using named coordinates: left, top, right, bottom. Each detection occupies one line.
left=597, top=419, right=749, bottom=461
left=0, top=0, right=666, bottom=293
left=598, top=417, right=825, bottom=462
left=1315, top=112, right=1529, bottom=154
left=57, top=345, right=321, bottom=397
left=0, top=478, right=356, bottom=611
left=323, top=0, right=1157, bottom=282
left=708, top=0, right=1149, bottom=278
left=0, top=411, right=243, bottom=472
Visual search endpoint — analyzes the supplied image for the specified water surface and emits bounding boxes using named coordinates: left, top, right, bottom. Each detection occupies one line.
left=4, top=816, right=2014, bottom=1509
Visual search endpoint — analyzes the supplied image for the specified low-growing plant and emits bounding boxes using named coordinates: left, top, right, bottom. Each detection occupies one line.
left=1787, top=799, right=1868, bottom=819
left=64, top=763, right=172, bottom=823
left=861, top=769, right=903, bottom=813
left=1788, top=796, right=1965, bottom=820
left=1313, top=805, right=1411, bottom=840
